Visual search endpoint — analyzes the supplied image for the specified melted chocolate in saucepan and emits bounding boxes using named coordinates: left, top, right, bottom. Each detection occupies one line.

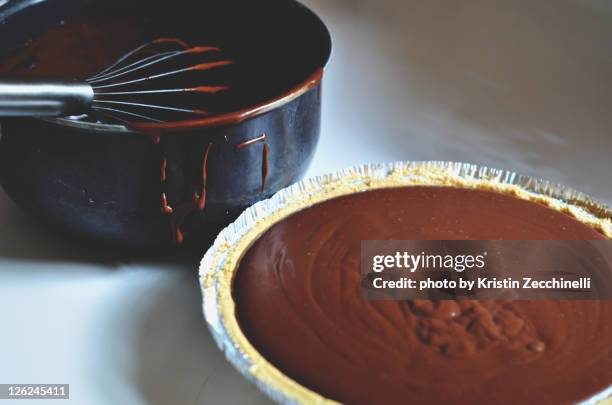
left=0, top=16, right=288, bottom=244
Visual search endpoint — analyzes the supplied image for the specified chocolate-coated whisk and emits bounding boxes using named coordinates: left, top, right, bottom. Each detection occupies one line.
left=0, top=38, right=232, bottom=123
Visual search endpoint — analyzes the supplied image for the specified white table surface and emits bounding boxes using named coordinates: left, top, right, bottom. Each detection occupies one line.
left=1, top=0, right=611, bottom=404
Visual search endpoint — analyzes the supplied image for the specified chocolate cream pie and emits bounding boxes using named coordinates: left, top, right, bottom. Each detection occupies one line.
left=201, top=162, right=612, bottom=405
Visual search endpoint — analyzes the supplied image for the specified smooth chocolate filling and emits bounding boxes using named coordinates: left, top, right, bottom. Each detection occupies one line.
left=234, top=186, right=612, bottom=404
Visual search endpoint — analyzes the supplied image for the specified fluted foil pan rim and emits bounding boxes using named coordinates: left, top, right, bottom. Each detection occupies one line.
left=199, top=161, right=612, bottom=405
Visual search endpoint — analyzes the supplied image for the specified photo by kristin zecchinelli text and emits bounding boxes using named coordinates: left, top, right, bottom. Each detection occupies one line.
left=360, top=240, right=612, bottom=300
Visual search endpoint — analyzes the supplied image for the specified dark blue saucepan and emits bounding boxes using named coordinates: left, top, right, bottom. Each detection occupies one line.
left=0, top=0, right=331, bottom=248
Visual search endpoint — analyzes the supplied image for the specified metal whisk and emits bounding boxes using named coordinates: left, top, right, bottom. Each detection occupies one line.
left=0, top=38, right=232, bottom=123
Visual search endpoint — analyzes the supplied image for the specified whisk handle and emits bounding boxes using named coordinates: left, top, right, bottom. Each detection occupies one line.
left=0, top=80, right=94, bottom=117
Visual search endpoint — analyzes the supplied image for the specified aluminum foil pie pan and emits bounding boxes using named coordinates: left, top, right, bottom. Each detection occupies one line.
left=199, top=161, right=612, bottom=404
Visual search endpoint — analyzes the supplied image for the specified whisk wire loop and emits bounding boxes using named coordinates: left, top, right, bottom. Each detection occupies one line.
left=86, top=38, right=231, bottom=123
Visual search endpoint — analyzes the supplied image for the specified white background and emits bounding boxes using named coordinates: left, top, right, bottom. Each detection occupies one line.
left=1, top=0, right=611, bottom=404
